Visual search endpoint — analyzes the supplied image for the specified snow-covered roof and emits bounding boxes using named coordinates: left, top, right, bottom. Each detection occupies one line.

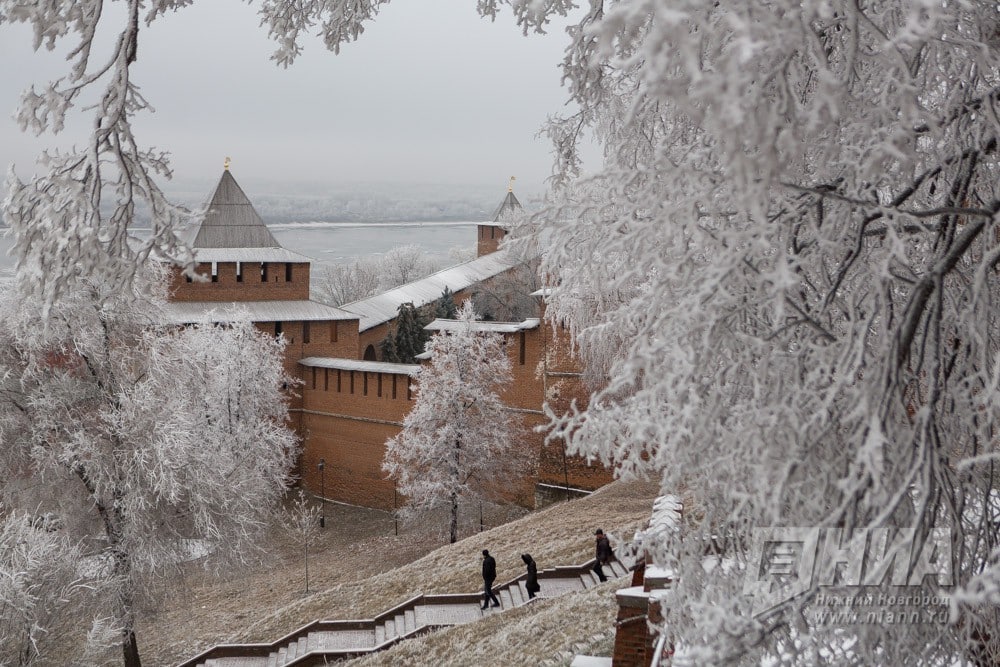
left=424, top=318, right=540, bottom=334
left=490, top=190, right=522, bottom=224
left=184, top=170, right=282, bottom=249
left=299, top=357, right=420, bottom=376
left=340, top=250, right=521, bottom=332
left=189, top=247, right=314, bottom=264
left=162, top=300, right=357, bottom=324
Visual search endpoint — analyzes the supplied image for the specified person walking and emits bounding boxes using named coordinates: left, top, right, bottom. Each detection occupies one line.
left=521, top=553, right=541, bottom=599
left=593, top=528, right=613, bottom=582
left=481, top=549, right=501, bottom=610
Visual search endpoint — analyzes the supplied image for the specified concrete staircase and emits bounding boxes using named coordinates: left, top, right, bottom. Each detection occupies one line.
left=179, top=558, right=632, bottom=667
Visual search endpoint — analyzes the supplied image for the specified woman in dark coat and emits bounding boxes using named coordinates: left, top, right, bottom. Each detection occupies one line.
left=521, top=553, right=540, bottom=599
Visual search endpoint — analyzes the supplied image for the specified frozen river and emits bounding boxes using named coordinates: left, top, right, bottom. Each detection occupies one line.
left=0, top=221, right=478, bottom=279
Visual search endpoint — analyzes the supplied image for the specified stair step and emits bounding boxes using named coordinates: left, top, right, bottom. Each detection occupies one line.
left=580, top=573, right=595, bottom=589
left=383, top=618, right=397, bottom=641
left=375, top=624, right=385, bottom=645
left=404, top=609, right=416, bottom=634
left=394, top=613, right=405, bottom=637
left=508, top=582, right=524, bottom=606
left=498, top=588, right=514, bottom=608
left=267, top=652, right=278, bottom=667
left=286, top=639, right=297, bottom=661
left=610, top=561, right=628, bottom=577
left=276, top=647, right=287, bottom=665
left=297, top=636, right=309, bottom=658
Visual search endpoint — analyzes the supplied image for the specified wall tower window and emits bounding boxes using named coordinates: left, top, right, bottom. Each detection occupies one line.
left=261, top=263, right=269, bottom=283
left=211, top=262, right=219, bottom=282
left=303, top=321, right=311, bottom=344
left=236, top=262, right=243, bottom=283
left=519, top=331, right=526, bottom=365
left=285, top=263, right=293, bottom=282
left=275, top=321, right=283, bottom=337
left=330, top=321, right=338, bottom=343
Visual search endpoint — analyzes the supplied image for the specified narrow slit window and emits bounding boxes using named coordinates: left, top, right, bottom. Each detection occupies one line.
left=392, top=375, right=397, bottom=399
left=211, top=262, right=219, bottom=283
left=311, top=367, right=317, bottom=390
left=275, top=321, right=283, bottom=338
left=350, top=371, right=355, bottom=394
left=330, top=321, right=338, bottom=343
left=285, top=263, right=293, bottom=282
left=377, top=374, right=382, bottom=397
left=337, top=369, right=342, bottom=392
left=407, top=377, right=413, bottom=400
left=519, top=331, right=526, bottom=365
left=363, top=372, right=368, bottom=396
left=303, top=321, right=311, bottom=344
left=236, top=262, right=243, bottom=282
left=324, top=368, right=329, bottom=391
left=261, top=263, right=268, bottom=283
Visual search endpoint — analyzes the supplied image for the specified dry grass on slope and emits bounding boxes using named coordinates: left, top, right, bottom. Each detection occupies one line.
left=344, top=577, right=630, bottom=667
left=235, top=478, right=659, bottom=644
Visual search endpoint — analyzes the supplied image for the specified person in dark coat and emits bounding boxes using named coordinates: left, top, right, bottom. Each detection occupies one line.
left=593, top=528, right=613, bottom=582
left=521, top=553, right=540, bottom=599
left=481, top=549, right=500, bottom=609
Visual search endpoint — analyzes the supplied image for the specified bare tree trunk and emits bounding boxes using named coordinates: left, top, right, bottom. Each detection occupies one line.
left=122, top=626, right=141, bottom=667
left=449, top=490, right=458, bottom=544
left=450, top=435, right=461, bottom=544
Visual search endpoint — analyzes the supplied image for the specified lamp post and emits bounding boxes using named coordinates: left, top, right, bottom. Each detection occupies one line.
left=318, top=458, right=326, bottom=528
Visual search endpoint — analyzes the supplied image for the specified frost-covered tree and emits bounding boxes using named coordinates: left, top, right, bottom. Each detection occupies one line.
left=525, top=2, right=1000, bottom=664
left=471, top=260, right=540, bottom=322
left=0, top=0, right=196, bottom=314
left=315, top=246, right=445, bottom=307
left=0, top=271, right=297, bottom=667
left=0, top=509, right=94, bottom=666
left=315, top=258, right=382, bottom=306
left=285, top=491, right=321, bottom=594
left=383, top=302, right=526, bottom=543
left=380, top=244, right=440, bottom=287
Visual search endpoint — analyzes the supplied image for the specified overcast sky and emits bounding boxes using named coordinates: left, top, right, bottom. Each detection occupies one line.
left=0, top=0, right=594, bottom=200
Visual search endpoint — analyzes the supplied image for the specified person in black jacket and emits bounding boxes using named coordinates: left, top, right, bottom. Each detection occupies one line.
left=593, top=528, right=613, bottom=582
left=481, top=549, right=501, bottom=609
left=521, top=553, right=541, bottom=599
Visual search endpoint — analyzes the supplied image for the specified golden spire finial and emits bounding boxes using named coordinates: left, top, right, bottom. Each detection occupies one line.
left=508, top=175, right=516, bottom=193
left=224, top=156, right=231, bottom=171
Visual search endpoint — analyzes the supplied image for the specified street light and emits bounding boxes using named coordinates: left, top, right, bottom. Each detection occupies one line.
left=318, top=458, right=326, bottom=528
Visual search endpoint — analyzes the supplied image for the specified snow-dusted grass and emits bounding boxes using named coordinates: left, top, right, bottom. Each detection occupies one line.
left=234, top=479, right=658, bottom=646
left=345, top=578, right=629, bottom=667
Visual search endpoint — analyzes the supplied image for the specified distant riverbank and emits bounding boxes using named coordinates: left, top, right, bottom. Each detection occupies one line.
left=0, top=221, right=478, bottom=278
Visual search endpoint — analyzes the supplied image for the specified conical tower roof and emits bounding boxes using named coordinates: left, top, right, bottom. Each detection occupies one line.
left=491, top=190, right=522, bottom=223
left=189, top=170, right=281, bottom=248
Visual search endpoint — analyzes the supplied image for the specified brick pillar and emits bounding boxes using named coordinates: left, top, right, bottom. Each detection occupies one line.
left=612, top=589, right=649, bottom=667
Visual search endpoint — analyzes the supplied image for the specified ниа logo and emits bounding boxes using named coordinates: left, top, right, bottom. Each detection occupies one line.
left=743, top=527, right=953, bottom=616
